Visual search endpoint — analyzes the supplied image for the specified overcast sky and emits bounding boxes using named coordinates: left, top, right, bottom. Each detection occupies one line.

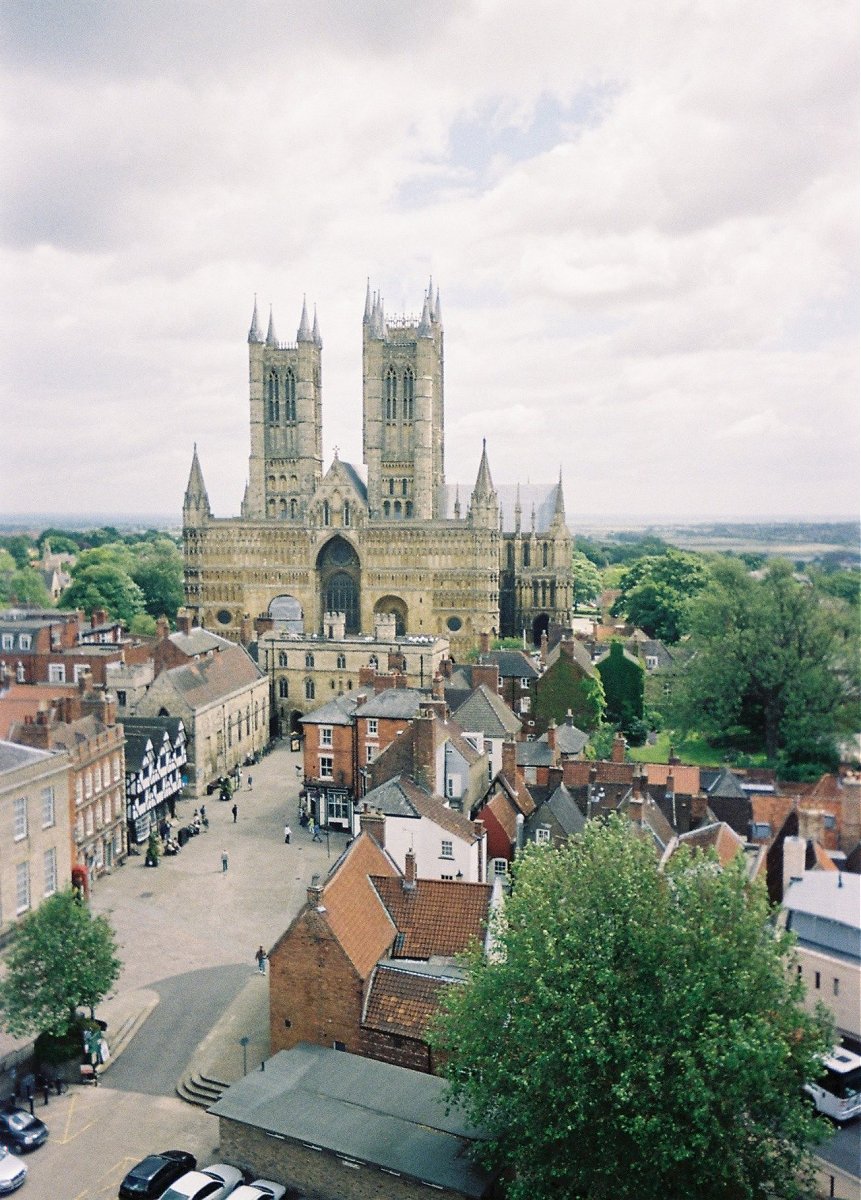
left=1, top=1, right=858, bottom=523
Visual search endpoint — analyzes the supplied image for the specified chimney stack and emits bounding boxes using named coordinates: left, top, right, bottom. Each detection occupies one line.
left=156, top=617, right=170, bottom=641
left=479, top=631, right=490, bottom=654
left=546, top=719, right=557, bottom=754
left=359, top=808, right=386, bottom=848
left=306, top=873, right=324, bottom=908
left=403, top=849, right=417, bottom=891
left=176, top=613, right=192, bottom=636
left=239, top=614, right=253, bottom=646
left=612, top=733, right=626, bottom=764
left=501, top=738, right=516, bottom=782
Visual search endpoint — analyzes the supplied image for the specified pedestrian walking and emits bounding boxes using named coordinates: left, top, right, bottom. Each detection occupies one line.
left=284, top=824, right=291, bottom=844
left=248, top=774, right=253, bottom=790
left=232, top=802, right=238, bottom=823
left=312, top=822, right=322, bottom=842
left=221, top=849, right=229, bottom=872
left=255, top=945, right=267, bottom=974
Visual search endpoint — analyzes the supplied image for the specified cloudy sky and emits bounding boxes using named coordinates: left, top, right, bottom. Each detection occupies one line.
left=1, top=1, right=857, bottom=523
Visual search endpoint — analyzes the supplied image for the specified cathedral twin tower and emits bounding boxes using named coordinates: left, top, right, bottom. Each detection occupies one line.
left=183, top=279, right=573, bottom=652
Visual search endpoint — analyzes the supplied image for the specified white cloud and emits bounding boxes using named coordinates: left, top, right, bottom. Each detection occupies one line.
left=0, top=0, right=856, bottom=522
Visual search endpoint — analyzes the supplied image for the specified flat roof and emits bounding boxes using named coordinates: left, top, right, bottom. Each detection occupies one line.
left=209, top=1044, right=492, bottom=1197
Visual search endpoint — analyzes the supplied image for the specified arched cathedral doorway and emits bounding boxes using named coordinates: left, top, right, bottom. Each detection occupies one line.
left=317, top=537, right=360, bottom=634
left=269, top=594, right=304, bottom=634
left=531, top=612, right=550, bottom=646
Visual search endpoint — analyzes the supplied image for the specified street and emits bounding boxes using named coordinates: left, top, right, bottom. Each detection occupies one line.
left=14, top=741, right=344, bottom=1199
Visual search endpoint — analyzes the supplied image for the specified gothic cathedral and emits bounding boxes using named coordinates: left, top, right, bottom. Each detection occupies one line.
left=183, top=280, right=573, bottom=654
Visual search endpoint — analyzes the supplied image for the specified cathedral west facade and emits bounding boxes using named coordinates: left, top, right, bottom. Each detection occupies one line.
left=183, top=280, right=573, bottom=655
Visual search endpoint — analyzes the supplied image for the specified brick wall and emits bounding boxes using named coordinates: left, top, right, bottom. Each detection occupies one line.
left=218, top=1119, right=476, bottom=1200
left=269, top=911, right=365, bottom=1056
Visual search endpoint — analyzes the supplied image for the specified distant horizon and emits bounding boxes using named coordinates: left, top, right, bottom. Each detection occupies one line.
left=1, top=512, right=858, bottom=532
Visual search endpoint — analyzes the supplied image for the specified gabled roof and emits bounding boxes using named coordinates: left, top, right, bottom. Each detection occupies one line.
left=151, top=643, right=264, bottom=711
left=541, top=720, right=588, bottom=756
left=123, top=714, right=185, bottom=743
left=319, top=457, right=368, bottom=503
left=0, top=738, right=53, bottom=772
left=300, top=693, right=359, bottom=726
left=371, top=876, right=492, bottom=959
left=705, top=768, right=748, bottom=799
left=677, top=821, right=747, bottom=867
left=478, top=649, right=540, bottom=679
left=527, top=782, right=585, bottom=841
left=452, top=684, right=521, bottom=739
left=484, top=790, right=520, bottom=842
left=355, top=689, right=427, bottom=720
left=310, top=833, right=400, bottom=978
left=363, top=775, right=482, bottom=843
left=168, top=628, right=233, bottom=657
left=544, top=637, right=596, bottom=676
left=783, top=871, right=860, bottom=931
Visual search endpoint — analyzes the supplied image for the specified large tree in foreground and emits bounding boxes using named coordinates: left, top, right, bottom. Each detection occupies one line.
left=0, top=891, right=121, bottom=1038
left=434, top=818, right=831, bottom=1200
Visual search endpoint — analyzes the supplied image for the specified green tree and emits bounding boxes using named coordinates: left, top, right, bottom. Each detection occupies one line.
left=0, top=568, right=52, bottom=606
left=59, top=562, right=145, bottom=626
left=611, top=550, right=708, bottom=643
left=0, top=890, right=121, bottom=1038
left=672, top=558, right=846, bottom=771
left=571, top=550, right=602, bottom=609
left=129, top=537, right=184, bottom=621
left=434, top=818, right=831, bottom=1200
left=596, top=640, right=645, bottom=732
left=0, top=534, right=35, bottom=570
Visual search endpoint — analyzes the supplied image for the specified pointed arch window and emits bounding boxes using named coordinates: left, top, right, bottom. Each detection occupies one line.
left=389, top=479, right=395, bottom=496
left=323, top=500, right=331, bottom=526
left=305, top=679, right=315, bottom=700
left=279, top=678, right=288, bottom=699
left=523, top=543, right=531, bottom=567
left=507, top=543, right=514, bottom=569
left=542, top=542, right=549, bottom=567
left=403, top=369, right=414, bottom=420
left=279, top=650, right=288, bottom=667
left=290, top=498, right=297, bottom=518
left=401, top=479, right=408, bottom=496
left=385, top=367, right=397, bottom=421
left=383, top=501, right=391, bottom=517
left=394, top=500, right=402, bottom=516
left=405, top=501, right=413, bottom=517
left=268, top=371, right=280, bottom=422
left=336, top=653, right=346, bottom=669
left=343, top=501, right=350, bottom=527
left=284, top=369, right=296, bottom=421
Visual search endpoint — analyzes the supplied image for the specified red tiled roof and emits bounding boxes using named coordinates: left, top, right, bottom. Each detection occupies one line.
left=363, top=965, right=450, bottom=1038
left=643, top=763, right=700, bottom=796
left=485, top=790, right=518, bottom=841
left=371, top=876, right=492, bottom=959
left=679, top=822, right=745, bottom=867
left=320, top=834, right=399, bottom=978
left=0, top=683, right=75, bottom=739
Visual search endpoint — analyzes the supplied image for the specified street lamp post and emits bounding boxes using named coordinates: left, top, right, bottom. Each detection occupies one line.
left=239, top=1035, right=250, bottom=1076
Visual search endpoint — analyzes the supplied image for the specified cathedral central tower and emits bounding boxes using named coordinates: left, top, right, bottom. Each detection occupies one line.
left=362, top=280, right=445, bottom=521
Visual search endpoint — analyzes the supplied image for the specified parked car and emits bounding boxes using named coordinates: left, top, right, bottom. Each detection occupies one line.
left=231, top=1183, right=286, bottom=1200
left=0, top=1108, right=48, bottom=1153
left=118, top=1150, right=197, bottom=1198
left=159, top=1163, right=244, bottom=1200
left=0, top=1146, right=26, bottom=1194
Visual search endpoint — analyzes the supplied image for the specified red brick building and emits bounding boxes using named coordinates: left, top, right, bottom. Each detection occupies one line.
left=268, top=825, right=494, bottom=1074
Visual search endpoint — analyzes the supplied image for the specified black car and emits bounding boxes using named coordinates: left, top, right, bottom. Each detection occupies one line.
left=0, top=1109, right=48, bottom=1153
left=118, top=1150, right=197, bottom=1199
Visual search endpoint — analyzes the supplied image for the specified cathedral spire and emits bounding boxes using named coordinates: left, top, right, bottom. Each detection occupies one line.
left=418, top=293, right=433, bottom=338
left=553, top=468, right=566, bottom=520
left=473, top=438, right=495, bottom=498
left=454, top=485, right=461, bottom=520
left=297, top=296, right=313, bottom=342
left=515, top=482, right=522, bottom=534
left=265, top=305, right=278, bottom=347
left=248, top=295, right=262, bottom=343
left=433, top=286, right=441, bottom=323
left=183, top=444, right=212, bottom=521
left=312, top=305, right=322, bottom=348
left=363, top=278, right=372, bottom=324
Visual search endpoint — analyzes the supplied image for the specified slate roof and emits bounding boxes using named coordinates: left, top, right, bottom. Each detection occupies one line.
left=363, top=965, right=451, bottom=1038
left=153, top=643, right=264, bottom=710
left=541, top=719, right=588, bottom=757
left=355, top=689, right=427, bottom=720
left=526, top=782, right=585, bottom=842
left=122, top=714, right=185, bottom=746
left=363, top=775, right=482, bottom=843
left=545, top=637, right=596, bottom=676
left=0, top=738, right=53, bottom=772
left=452, top=684, right=521, bottom=739
left=705, top=768, right=748, bottom=799
left=478, top=649, right=540, bottom=679
left=372, top=876, right=492, bottom=959
left=209, top=1045, right=492, bottom=1198
left=168, top=628, right=233, bottom=656
left=338, top=460, right=368, bottom=501
left=300, top=693, right=359, bottom=726
left=517, top=741, right=555, bottom=768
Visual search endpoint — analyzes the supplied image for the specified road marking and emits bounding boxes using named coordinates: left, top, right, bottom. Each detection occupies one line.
left=55, top=1094, right=95, bottom=1144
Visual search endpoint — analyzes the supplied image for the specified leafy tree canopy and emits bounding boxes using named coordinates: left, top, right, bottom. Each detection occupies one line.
left=0, top=890, right=121, bottom=1038
left=434, top=817, right=831, bottom=1200
left=0, top=534, right=35, bottom=570
left=611, top=549, right=709, bottom=643
left=59, top=562, right=145, bottom=626
left=672, top=558, right=847, bottom=774
left=0, top=567, right=52, bottom=607
left=128, top=538, right=184, bottom=621
left=571, top=550, right=602, bottom=608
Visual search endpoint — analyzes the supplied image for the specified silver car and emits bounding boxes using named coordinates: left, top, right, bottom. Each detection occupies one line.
left=230, top=1183, right=286, bottom=1200
left=159, top=1162, right=243, bottom=1200
left=0, top=1146, right=26, bottom=1194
